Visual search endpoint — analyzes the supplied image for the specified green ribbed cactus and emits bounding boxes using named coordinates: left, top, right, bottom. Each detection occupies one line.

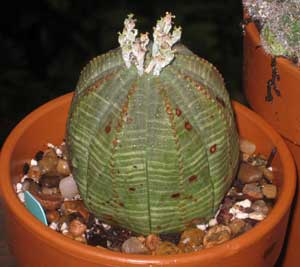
left=66, top=13, right=239, bottom=235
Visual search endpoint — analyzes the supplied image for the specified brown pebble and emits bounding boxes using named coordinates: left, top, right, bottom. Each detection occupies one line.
left=238, top=163, right=263, bottom=184
left=262, top=184, right=277, bottom=199
left=46, top=210, right=60, bottom=223
left=38, top=149, right=59, bottom=175
left=56, top=159, right=71, bottom=176
left=203, top=225, right=231, bottom=248
left=62, top=200, right=90, bottom=222
left=145, top=234, right=161, bottom=251
left=178, top=228, right=205, bottom=252
left=27, top=166, right=42, bottom=181
left=251, top=200, right=269, bottom=215
left=121, top=237, right=149, bottom=254
left=228, top=219, right=246, bottom=237
left=153, top=241, right=181, bottom=255
left=40, top=175, right=61, bottom=188
left=239, top=138, right=256, bottom=155
left=242, top=183, right=263, bottom=200
left=33, top=193, right=63, bottom=211
left=262, top=167, right=275, bottom=183
left=69, top=219, right=87, bottom=237
left=42, top=187, right=59, bottom=195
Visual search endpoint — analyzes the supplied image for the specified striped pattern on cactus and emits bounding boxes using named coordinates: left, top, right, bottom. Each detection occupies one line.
left=66, top=13, right=239, bottom=235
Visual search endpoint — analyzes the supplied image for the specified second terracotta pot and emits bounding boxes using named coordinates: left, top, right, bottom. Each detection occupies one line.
left=0, top=93, right=296, bottom=267
left=243, top=19, right=300, bottom=267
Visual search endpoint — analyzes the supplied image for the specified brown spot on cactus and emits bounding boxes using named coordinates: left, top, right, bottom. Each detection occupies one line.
left=184, top=121, right=192, bottom=131
left=129, top=187, right=136, bottom=192
left=66, top=13, right=240, bottom=235
left=171, top=193, right=180, bottom=198
left=188, top=175, right=197, bottom=183
left=210, top=144, right=217, bottom=153
left=175, top=107, right=182, bottom=117
left=105, top=125, right=111, bottom=134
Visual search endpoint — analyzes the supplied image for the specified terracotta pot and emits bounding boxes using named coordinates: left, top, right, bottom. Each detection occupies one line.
left=243, top=18, right=300, bottom=267
left=0, top=93, right=296, bottom=267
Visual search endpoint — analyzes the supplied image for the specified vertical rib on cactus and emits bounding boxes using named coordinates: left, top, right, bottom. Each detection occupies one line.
left=66, top=14, right=239, bottom=235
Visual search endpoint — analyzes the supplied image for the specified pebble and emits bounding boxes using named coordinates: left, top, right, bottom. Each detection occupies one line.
left=203, top=225, right=231, bottom=248
left=121, top=237, right=149, bottom=254
left=238, top=163, right=263, bottom=184
left=262, top=167, right=275, bottom=183
left=178, top=228, right=205, bottom=252
left=59, top=175, right=79, bottom=199
left=46, top=210, right=60, bottom=223
left=40, top=175, right=61, bottom=188
left=239, top=138, right=256, bottom=155
left=27, top=166, right=42, bottom=181
left=38, top=149, right=59, bottom=175
left=154, top=241, right=180, bottom=255
left=248, top=211, right=266, bottom=221
left=69, top=219, right=87, bottom=237
left=33, top=193, right=63, bottom=211
left=251, top=200, right=269, bottom=215
left=229, top=219, right=246, bottom=237
left=145, top=234, right=161, bottom=251
left=61, top=200, right=89, bottom=222
left=262, top=184, right=277, bottom=199
left=56, top=159, right=71, bottom=176
left=242, top=183, right=264, bottom=200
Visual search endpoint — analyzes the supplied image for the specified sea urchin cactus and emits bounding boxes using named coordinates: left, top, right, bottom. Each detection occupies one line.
left=66, top=13, right=240, bottom=235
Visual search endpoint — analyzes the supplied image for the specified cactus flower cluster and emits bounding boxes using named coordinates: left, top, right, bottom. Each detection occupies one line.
left=243, top=0, right=300, bottom=64
left=66, top=13, right=239, bottom=235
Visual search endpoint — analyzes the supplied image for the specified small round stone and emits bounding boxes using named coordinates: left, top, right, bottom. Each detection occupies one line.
left=228, top=219, right=246, bottom=237
left=56, top=159, right=71, bottom=176
left=251, top=200, right=269, bottom=215
left=203, top=225, right=231, bottom=248
left=154, top=241, right=181, bottom=255
left=145, top=234, right=161, bottom=251
left=242, top=183, right=264, bottom=200
left=46, top=210, right=60, bottom=223
left=69, top=219, right=87, bottom=237
left=262, top=184, right=277, bottom=199
left=27, top=166, right=42, bottom=181
left=178, top=228, right=205, bottom=252
left=38, top=149, right=59, bottom=175
left=59, top=175, right=79, bottom=199
left=39, top=175, right=61, bottom=188
left=239, top=138, right=256, bottom=155
left=238, top=163, right=263, bottom=184
left=121, top=237, right=149, bottom=254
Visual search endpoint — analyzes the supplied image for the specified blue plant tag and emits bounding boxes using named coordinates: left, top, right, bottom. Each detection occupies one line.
left=24, top=191, right=48, bottom=225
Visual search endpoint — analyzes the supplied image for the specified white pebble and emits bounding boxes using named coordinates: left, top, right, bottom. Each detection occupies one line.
left=249, top=211, right=266, bottom=221
left=59, top=175, right=79, bottom=199
left=196, top=224, right=208, bottom=231
left=55, top=148, right=63, bottom=157
left=208, top=218, right=218, bottom=227
left=47, top=143, right=55, bottom=149
left=16, top=183, right=23, bottom=193
left=18, top=192, right=25, bottom=203
left=60, top=222, right=68, bottom=231
left=49, top=222, right=58, bottom=230
left=235, top=212, right=249, bottom=219
left=30, top=159, right=38, bottom=166
left=236, top=199, right=252, bottom=208
left=102, top=223, right=111, bottom=230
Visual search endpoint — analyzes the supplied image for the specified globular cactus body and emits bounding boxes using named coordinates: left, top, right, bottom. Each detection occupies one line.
left=66, top=14, right=239, bottom=235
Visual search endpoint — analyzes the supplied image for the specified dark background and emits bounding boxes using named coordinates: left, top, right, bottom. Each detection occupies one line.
left=0, top=0, right=244, bottom=146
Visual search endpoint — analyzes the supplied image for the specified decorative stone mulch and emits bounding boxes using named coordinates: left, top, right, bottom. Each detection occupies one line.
left=15, top=138, right=278, bottom=255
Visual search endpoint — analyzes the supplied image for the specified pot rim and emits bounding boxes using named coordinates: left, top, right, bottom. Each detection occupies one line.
left=0, top=93, right=296, bottom=265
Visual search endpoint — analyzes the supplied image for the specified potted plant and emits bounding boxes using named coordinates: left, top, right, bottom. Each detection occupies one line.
left=242, top=1, right=300, bottom=266
left=0, top=12, right=296, bottom=267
